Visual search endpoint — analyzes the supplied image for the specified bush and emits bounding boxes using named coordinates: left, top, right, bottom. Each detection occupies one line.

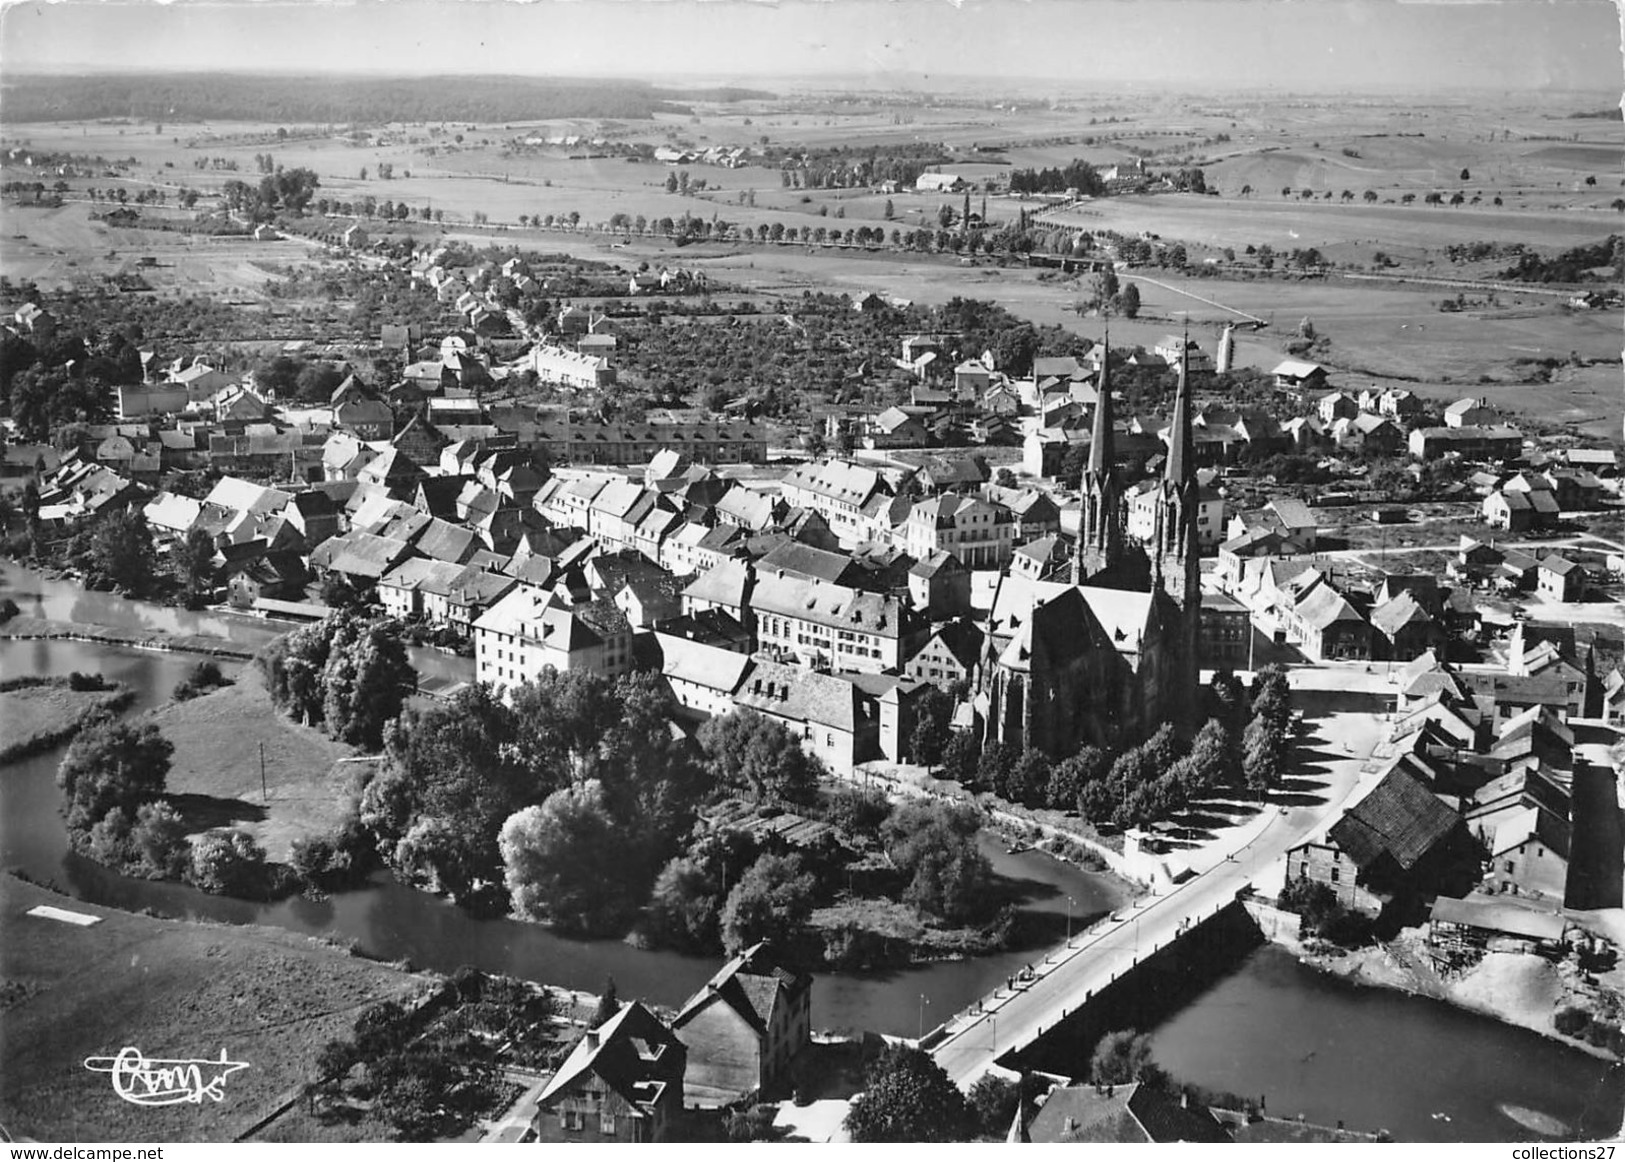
left=1555, top=1006, right=1592, bottom=1037
left=172, top=659, right=231, bottom=702
left=188, top=829, right=270, bottom=897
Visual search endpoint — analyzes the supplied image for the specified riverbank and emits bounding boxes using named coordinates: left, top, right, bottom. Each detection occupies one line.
left=0, top=676, right=134, bottom=763
left=1285, top=925, right=1619, bottom=1063
left=0, top=871, right=427, bottom=1142
left=0, top=614, right=261, bottom=659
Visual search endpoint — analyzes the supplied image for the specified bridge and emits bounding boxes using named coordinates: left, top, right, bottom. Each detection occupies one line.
left=927, top=850, right=1258, bottom=1088
left=927, top=685, right=1393, bottom=1088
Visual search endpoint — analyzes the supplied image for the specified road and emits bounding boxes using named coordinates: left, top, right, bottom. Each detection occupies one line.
left=930, top=686, right=1390, bottom=1090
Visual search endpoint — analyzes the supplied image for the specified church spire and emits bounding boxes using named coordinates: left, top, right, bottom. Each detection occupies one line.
left=1074, top=325, right=1126, bottom=584
left=1164, top=320, right=1194, bottom=492
left=1088, top=324, right=1114, bottom=474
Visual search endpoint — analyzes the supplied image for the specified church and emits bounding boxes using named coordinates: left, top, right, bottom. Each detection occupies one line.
left=976, top=331, right=1203, bottom=756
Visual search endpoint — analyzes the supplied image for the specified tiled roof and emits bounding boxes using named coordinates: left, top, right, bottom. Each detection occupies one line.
left=1329, top=763, right=1463, bottom=872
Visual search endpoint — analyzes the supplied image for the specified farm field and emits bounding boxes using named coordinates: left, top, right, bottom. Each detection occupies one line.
left=0, top=873, right=422, bottom=1142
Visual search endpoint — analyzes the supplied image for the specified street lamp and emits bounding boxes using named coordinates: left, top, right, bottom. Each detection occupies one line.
left=918, top=993, right=931, bottom=1040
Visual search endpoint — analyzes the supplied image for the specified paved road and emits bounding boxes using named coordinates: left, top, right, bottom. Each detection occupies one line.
left=931, top=688, right=1390, bottom=1089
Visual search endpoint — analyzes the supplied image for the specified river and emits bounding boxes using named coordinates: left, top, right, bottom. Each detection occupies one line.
left=3, top=560, right=1621, bottom=1140
left=0, top=561, right=1125, bottom=1040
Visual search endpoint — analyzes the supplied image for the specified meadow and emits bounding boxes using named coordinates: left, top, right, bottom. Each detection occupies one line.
left=4, top=86, right=1620, bottom=438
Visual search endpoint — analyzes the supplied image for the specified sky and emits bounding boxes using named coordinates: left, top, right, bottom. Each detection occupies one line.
left=0, top=0, right=1619, bottom=92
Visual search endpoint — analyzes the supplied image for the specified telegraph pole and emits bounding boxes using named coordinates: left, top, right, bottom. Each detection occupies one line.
left=259, top=741, right=268, bottom=802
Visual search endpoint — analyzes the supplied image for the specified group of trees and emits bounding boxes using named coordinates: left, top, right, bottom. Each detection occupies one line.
left=258, top=610, right=416, bottom=750
left=313, top=995, right=509, bottom=1142
left=357, top=670, right=714, bottom=929
left=56, top=713, right=271, bottom=894
left=1008, top=160, right=1105, bottom=197
left=1499, top=234, right=1623, bottom=284
left=219, top=167, right=320, bottom=221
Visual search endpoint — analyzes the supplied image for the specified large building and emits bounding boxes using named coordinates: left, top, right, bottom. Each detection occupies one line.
left=473, top=585, right=634, bottom=690
left=534, top=419, right=767, bottom=467
left=982, top=343, right=1203, bottom=752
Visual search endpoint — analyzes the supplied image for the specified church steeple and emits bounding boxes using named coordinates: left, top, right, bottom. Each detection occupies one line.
left=1074, top=326, right=1126, bottom=583
left=1152, top=321, right=1203, bottom=732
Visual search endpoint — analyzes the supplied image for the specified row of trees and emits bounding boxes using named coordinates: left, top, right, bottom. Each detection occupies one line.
left=925, top=669, right=1292, bottom=832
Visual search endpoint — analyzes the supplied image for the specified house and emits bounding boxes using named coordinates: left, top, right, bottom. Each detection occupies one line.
left=907, top=550, right=971, bottom=618
left=1272, top=360, right=1330, bottom=394
left=473, top=587, right=635, bottom=690
left=953, top=358, right=992, bottom=396
left=1153, top=335, right=1212, bottom=376
left=670, top=942, right=811, bottom=1108
left=1286, top=761, right=1478, bottom=913
left=1377, top=388, right=1423, bottom=421
left=903, top=493, right=1014, bottom=569
left=531, top=1001, right=686, bottom=1144
left=1445, top=397, right=1500, bottom=428
left=1370, top=591, right=1446, bottom=662
left=1027, top=1083, right=1231, bottom=1144
left=1199, top=589, right=1251, bottom=668
left=646, top=633, right=753, bottom=721
left=903, top=619, right=983, bottom=688
left=1334, top=413, right=1405, bottom=457
left=1537, top=555, right=1584, bottom=602
left=915, top=171, right=965, bottom=193
left=1316, top=390, right=1359, bottom=425
left=1286, top=580, right=1370, bottom=662
left=1409, top=426, right=1523, bottom=462
left=1483, top=488, right=1559, bottom=532
left=116, top=383, right=189, bottom=420
left=862, top=407, right=929, bottom=450
left=730, top=661, right=878, bottom=775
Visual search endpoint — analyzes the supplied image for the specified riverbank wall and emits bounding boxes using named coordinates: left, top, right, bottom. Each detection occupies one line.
left=0, top=615, right=260, bottom=660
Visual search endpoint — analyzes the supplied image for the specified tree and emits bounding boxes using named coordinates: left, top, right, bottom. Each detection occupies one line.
left=57, top=718, right=173, bottom=835
left=698, top=709, right=822, bottom=807
left=1242, top=716, right=1283, bottom=797
left=967, top=1073, right=1045, bottom=1140
left=1046, top=745, right=1107, bottom=810
left=941, top=730, right=981, bottom=785
left=129, top=801, right=190, bottom=878
left=883, top=801, right=990, bottom=924
left=1460, top=168, right=1470, bottom=181
left=500, top=781, right=636, bottom=935
left=645, top=855, right=723, bottom=951
left=320, top=614, right=414, bottom=749
left=591, top=977, right=619, bottom=1028
left=1090, top=1029, right=1163, bottom=1086
left=188, top=829, right=268, bottom=896
left=87, top=510, right=158, bottom=595
left=909, top=686, right=955, bottom=768
left=174, top=527, right=217, bottom=605
left=1116, top=282, right=1140, bottom=319
left=845, top=1045, right=972, bottom=1142
left=884, top=198, right=895, bottom=220
left=719, top=852, right=816, bottom=954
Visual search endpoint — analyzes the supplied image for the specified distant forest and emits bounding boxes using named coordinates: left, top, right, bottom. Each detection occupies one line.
left=0, top=74, right=775, bottom=124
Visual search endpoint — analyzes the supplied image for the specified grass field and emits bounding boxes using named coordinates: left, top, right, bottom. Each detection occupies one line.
left=147, top=668, right=363, bottom=861
left=0, top=873, right=423, bottom=1142
left=0, top=682, right=123, bottom=748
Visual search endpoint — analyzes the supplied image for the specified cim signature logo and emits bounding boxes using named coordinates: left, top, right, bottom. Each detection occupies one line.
left=83, top=1047, right=250, bottom=1106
